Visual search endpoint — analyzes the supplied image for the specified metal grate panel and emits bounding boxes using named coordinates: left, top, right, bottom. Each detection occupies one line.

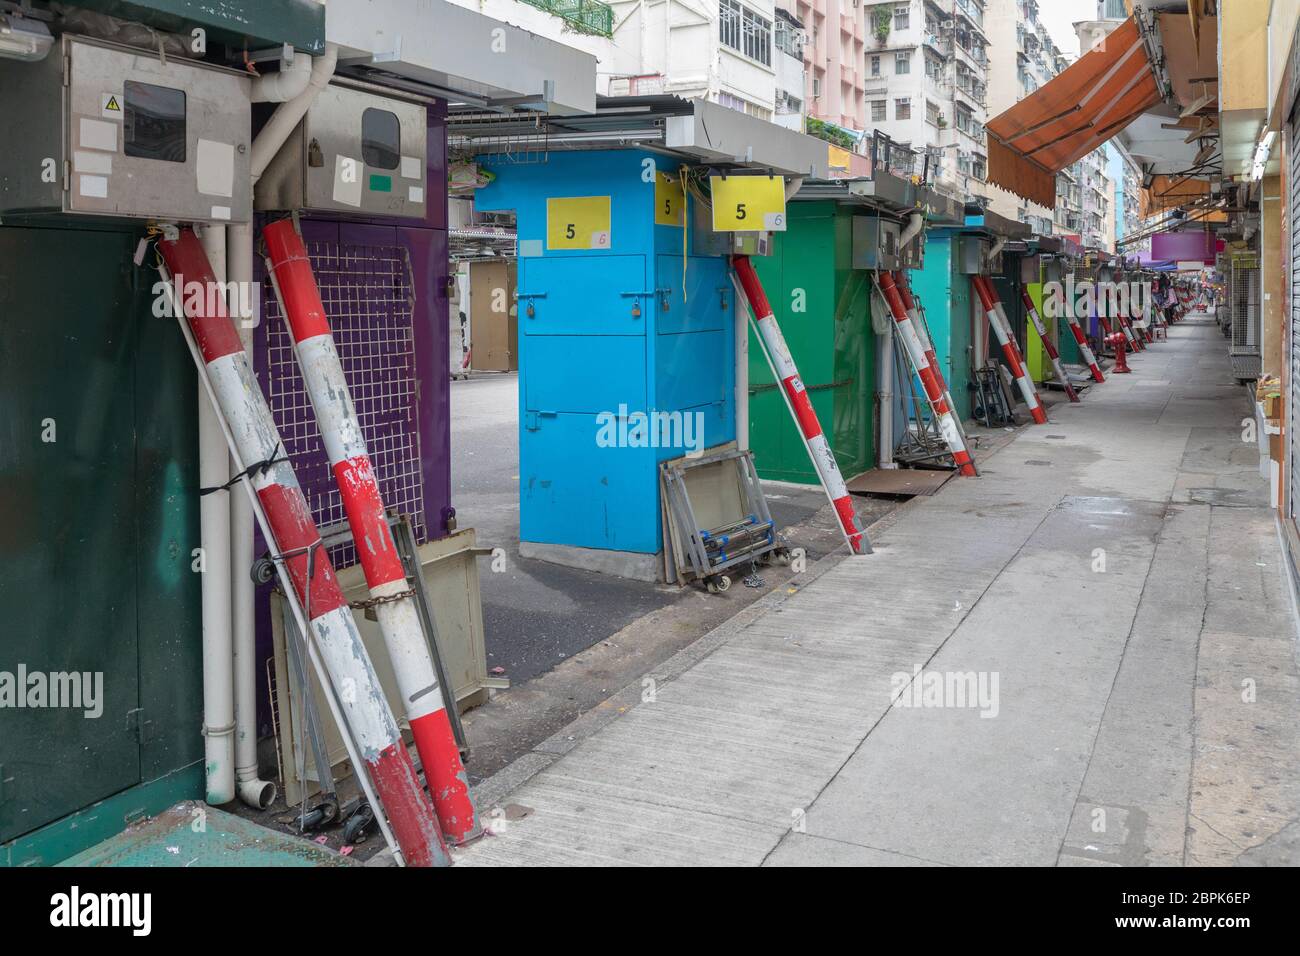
left=263, top=241, right=426, bottom=568
left=1229, top=254, right=1260, bottom=359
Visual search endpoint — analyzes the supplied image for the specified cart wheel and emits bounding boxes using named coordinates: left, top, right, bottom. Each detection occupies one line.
left=705, top=577, right=720, bottom=594
left=715, top=574, right=731, bottom=592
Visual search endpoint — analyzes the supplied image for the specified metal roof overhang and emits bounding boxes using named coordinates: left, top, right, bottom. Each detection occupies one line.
left=960, top=208, right=1031, bottom=240
left=987, top=16, right=1165, bottom=208
left=449, top=95, right=833, bottom=178
left=326, top=0, right=598, bottom=114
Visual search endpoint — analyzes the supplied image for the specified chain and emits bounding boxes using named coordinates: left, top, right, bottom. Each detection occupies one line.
left=348, top=588, right=416, bottom=611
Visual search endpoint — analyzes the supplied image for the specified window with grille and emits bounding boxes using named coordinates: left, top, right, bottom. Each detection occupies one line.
left=871, top=99, right=886, bottom=122
left=261, top=241, right=427, bottom=569
left=895, top=51, right=910, bottom=74
left=895, top=97, right=911, bottom=120
left=720, top=0, right=741, bottom=50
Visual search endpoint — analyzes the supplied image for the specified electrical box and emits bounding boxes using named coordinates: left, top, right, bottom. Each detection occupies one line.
left=690, top=199, right=772, bottom=256
left=0, top=35, right=251, bottom=223
left=851, top=215, right=904, bottom=270
left=256, top=84, right=428, bottom=220
left=956, top=236, right=988, bottom=274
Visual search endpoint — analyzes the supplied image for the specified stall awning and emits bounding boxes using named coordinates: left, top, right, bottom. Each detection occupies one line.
left=987, top=17, right=1162, bottom=208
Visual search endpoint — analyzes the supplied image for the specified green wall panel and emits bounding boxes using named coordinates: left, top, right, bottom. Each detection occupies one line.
left=0, top=223, right=202, bottom=854
left=749, top=202, right=874, bottom=484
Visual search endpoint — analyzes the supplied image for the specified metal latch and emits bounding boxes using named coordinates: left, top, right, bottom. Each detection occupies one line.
left=517, top=291, right=546, bottom=318
left=525, top=410, right=557, bottom=430
left=620, top=289, right=664, bottom=318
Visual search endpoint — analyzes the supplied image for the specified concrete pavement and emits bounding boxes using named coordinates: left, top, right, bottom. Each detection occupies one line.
left=453, top=316, right=1300, bottom=866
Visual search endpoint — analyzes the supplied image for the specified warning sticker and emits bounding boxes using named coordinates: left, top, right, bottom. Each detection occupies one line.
left=101, top=92, right=122, bottom=120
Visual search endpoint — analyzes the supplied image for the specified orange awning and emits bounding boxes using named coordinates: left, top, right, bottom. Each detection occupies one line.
left=987, top=17, right=1162, bottom=208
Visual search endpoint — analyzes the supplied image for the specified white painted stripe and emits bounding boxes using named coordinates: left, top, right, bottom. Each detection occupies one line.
left=311, top=605, right=402, bottom=757
left=374, top=599, right=446, bottom=720
left=807, top=434, right=848, bottom=500
left=208, top=352, right=283, bottom=469
left=896, top=318, right=929, bottom=370
left=908, top=309, right=934, bottom=353
left=295, top=334, right=368, bottom=463
left=986, top=309, right=1011, bottom=347
left=756, top=316, right=797, bottom=380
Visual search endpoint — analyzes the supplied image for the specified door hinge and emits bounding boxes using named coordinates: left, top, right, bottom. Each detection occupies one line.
left=126, top=707, right=152, bottom=745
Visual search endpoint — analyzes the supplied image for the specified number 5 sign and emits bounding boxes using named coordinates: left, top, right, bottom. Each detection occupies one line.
left=547, top=196, right=612, bottom=250
left=709, top=174, right=787, bottom=232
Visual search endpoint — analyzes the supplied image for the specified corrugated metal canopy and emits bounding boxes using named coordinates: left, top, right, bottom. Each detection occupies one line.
left=987, top=17, right=1162, bottom=208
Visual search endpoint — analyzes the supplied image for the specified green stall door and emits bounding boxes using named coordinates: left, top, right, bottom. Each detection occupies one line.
left=0, top=225, right=202, bottom=859
left=748, top=203, right=874, bottom=484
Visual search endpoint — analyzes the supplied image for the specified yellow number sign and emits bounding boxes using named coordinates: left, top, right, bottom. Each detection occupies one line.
left=546, top=196, right=612, bottom=250
left=655, top=172, right=685, bottom=226
left=709, top=174, right=787, bottom=232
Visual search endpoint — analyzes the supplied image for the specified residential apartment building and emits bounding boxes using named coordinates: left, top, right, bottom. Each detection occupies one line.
left=854, top=1, right=991, bottom=202
left=775, top=8, right=809, bottom=129
left=797, top=0, right=868, bottom=133
left=984, top=0, right=1113, bottom=244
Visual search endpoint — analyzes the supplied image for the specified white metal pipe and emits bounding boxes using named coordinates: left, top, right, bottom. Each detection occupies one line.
left=250, top=49, right=312, bottom=103
left=225, top=219, right=275, bottom=810
left=899, top=211, right=925, bottom=249
left=251, top=44, right=339, bottom=184
left=731, top=273, right=749, bottom=451
left=877, top=313, right=896, bottom=469
left=197, top=224, right=235, bottom=806
left=220, top=45, right=338, bottom=810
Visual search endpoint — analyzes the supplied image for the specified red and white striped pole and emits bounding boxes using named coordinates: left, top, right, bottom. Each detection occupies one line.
left=158, top=228, right=449, bottom=868
left=1018, top=288, right=1079, bottom=403
left=876, top=271, right=978, bottom=477
left=972, top=275, right=1047, bottom=425
left=893, top=274, right=966, bottom=422
left=732, top=255, right=870, bottom=554
left=263, top=220, right=480, bottom=846
left=1061, top=311, right=1105, bottom=383
left=1117, top=313, right=1143, bottom=351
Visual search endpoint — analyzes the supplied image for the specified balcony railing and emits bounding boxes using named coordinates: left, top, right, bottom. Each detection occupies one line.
left=518, top=0, right=613, bottom=37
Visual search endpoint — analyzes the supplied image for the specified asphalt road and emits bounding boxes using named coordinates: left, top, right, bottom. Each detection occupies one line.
left=450, top=372, right=847, bottom=685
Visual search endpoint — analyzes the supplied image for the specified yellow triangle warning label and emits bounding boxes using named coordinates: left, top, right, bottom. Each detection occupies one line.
left=101, top=93, right=122, bottom=119
left=105, top=96, right=120, bottom=111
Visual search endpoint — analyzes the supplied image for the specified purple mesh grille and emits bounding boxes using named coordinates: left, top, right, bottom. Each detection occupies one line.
left=262, top=241, right=426, bottom=568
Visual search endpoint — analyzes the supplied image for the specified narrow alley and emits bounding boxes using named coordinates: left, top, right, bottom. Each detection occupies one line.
left=455, top=314, right=1300, bottom=867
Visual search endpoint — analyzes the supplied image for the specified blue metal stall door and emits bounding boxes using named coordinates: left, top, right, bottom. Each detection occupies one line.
left=518, top=252, right=660, bottom=552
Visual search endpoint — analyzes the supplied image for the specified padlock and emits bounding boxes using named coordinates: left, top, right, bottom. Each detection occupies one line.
left=527, top=300, right=536, bottom=318
left=631, top=301, right=641, bottom=318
